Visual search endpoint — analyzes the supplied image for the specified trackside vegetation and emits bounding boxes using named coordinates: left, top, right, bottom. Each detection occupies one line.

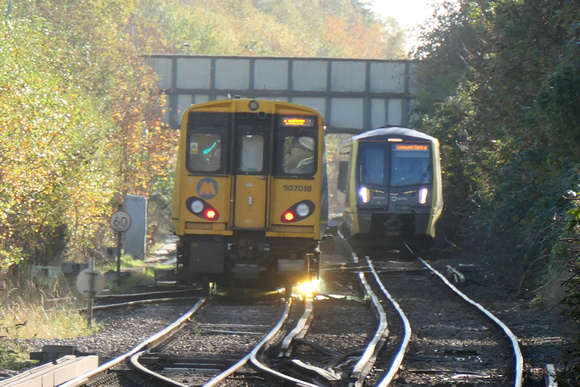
left=410, top=0, right=579, bottom=381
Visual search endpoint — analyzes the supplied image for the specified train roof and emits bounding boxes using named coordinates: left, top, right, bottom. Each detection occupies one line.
left=351, top=126, right=438, bottom=143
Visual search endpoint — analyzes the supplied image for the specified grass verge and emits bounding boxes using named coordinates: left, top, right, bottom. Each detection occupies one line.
left=0, top=254, right=172, bottom=370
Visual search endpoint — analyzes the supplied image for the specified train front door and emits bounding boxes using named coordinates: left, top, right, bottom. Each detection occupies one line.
left=233, top=120, right=270, bottom=229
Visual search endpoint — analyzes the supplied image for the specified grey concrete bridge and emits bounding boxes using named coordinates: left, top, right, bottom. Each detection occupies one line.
left=146, top=55, right=415, bottom=134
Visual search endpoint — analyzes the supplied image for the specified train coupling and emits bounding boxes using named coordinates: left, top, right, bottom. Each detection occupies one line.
left=228, top=240, right=270, bottom=260
left=278, top=259, right=305, bottom=273
left=233, top=264, right=259, bottom=280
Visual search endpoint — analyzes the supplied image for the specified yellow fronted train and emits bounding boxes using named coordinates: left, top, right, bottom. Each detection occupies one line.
left=337, top=127, right=443, bottom=249
left=171, top=98, right=327, bottom=291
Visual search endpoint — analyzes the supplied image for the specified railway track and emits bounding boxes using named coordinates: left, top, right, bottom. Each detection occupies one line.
left=359, top=246, right=523, bottom=386
left=55, top=294, right=291, bottom=387
left=142, top=295, right=294, bottom=385
left=43, top=248, right=389, bottom=386
left=126, top=281, right=384, bottom=386
left=59, top=298, right=207, bottom=387
left=4, top=237, right=536, bottom=386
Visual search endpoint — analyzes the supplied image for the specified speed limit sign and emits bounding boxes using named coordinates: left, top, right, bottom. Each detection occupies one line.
left=110, top=210, right=132, bottom=232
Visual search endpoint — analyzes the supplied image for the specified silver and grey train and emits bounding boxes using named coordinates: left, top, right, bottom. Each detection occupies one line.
left=336, top=126, right=443, bottom=248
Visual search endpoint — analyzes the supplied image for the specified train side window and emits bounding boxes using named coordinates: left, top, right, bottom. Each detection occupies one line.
left=188, top=133, right=221, bottom=172
left=240, top=134, right=264, bottom=173
left=283, top=136, right=315, bottom=175
left=337, top=161, right=348, bottom=192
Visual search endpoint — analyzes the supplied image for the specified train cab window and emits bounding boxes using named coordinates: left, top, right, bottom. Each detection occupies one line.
left=390, top=143, right=431, bottom=186
left=282, top=136, right=315, bottom=175
left=240, top=134, right=264, bottom=173
left=360, top=147, right=386, bottom=186
left=188, top=133, right=221, bottom=172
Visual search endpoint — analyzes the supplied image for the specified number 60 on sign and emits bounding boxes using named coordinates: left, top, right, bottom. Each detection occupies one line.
left=110, top=210, right=132, bottom=232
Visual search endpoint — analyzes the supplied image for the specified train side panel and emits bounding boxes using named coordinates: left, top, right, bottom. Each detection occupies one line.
left=427, top=138, right=443, bottom=237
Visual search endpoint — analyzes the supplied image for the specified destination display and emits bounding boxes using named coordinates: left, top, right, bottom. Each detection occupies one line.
left=281, top=117, right=315, bottom=127
left=395, top=144, right=429, bottom=151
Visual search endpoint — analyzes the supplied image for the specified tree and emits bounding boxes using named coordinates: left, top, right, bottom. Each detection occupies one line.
left=0, top=16, right=118, bottom=267
left=1, top=0, right=177, bottom=268
left=132, top=0, right=406, bottom=58
left=412, top=0, right=580, bottom=289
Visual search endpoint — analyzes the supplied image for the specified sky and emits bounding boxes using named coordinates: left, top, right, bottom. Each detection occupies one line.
left=370, top=0, right=441, bottom=28
left=369, top=0, right=446, bottom=51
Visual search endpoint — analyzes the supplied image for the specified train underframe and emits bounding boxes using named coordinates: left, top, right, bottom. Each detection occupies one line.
left=176, top=232, right=320, bottom=291
left=344, top=211, right=434, bottom=251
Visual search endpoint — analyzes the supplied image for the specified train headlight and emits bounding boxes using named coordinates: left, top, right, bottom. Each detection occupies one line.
left=418, top=187, right=428, bottom=205
left=296, top=203, right=310, bottom=217
left=248, top=100, right=259, bottom=111
left=190, top=199, right=204, bottom=214
left=359, top=187, right=370, bottom=204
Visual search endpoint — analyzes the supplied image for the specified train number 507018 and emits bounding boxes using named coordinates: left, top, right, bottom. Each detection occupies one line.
left=283, top=185, right=312, bottom=192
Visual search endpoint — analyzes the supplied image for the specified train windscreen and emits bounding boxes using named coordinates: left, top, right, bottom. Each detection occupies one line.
left=188, top=133, right=222, bottom=172
left=276, top=115, right=318, bottom=177
left=282, top=136, right=315, bottom=174
left=390, top=143, right=431, bottom=186
left=360, top=147, right=386, bottom=186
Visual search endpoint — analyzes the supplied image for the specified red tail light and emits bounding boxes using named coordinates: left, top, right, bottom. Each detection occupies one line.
left=281, top=200, right=315, bottom=223
left=186, top=197, right=219, bottom=220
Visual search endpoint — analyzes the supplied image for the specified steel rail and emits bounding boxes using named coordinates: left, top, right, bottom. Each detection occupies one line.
left=59, top=298, right=206, bottom=387
left=95, top=289, right=196, bottom=301
left=417, top=257, right=524, bottom=387
left=279, top=296, right=314, bottom=357
left=336, top=231, right=393, bottom=385
left=79, top=296, right=198, bottom=312
left=203, top=297, right=294, bottom=387
left=248, top=298, right=321, bottom=387
left=366, top=257, right=413, bottom=387
left=350, top=255, right=389, bottom=386
left=130, top=350, right=187, bottom=387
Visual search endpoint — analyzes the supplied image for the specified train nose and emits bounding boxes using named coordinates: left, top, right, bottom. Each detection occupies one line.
left=384, top=216, right=402, bottom=236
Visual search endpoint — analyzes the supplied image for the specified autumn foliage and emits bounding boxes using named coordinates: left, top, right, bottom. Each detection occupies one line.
left=0, top=1, right=177, bottom=269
